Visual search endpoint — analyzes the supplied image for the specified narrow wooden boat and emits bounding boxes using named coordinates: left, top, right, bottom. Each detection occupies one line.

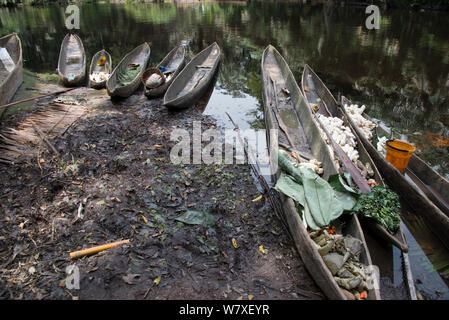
left=144, top=45, right=185, bottom=98
left=163, top=42, right=220, bottom=109
left=262, top=45, right=381, bottom=300
left=106, top=43, right=151, bottom=98
left=57, top=34, right=86, bottom=87
left=340, top=95, right=449, bottom=249
left=0, top=33, right=23, bottom=116
left=301, top=64, right=409, bottom=252
left=88, top=49, right=112, bottom=89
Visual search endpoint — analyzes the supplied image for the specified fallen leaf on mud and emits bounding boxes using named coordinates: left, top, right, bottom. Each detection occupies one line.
left=122, top=274, right=140, bottom=285
left=175, top=210, right=215, bottom=227
left=248, top=294, right=254, bottom=300
left=154, top=276, right=162, bottom=286
left=251, top=195, right=263, bottom=202
left=236, top=296, right=243, bottom=300
left=232, top=238, right=238, bottom=249
left=258, top=245, right=266, bottom=255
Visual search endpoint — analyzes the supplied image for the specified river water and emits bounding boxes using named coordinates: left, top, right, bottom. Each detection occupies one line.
left=1, top=1, right=448, bottom=299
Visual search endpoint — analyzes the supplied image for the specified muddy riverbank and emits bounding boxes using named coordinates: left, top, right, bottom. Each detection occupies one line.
left=0, top=76, right=322, bottom=300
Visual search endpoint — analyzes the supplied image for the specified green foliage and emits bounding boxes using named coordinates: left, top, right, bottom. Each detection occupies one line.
left=354, top=185, right=401, bottom=234
left=274, top=151, right=357, bottom=230
left=117, top=66, right=141, bottom=86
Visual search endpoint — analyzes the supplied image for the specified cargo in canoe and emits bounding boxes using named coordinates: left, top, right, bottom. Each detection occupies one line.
left=88, top=49, right=112, bottom=89
left=106, top=43, right=151, bottom=98
left=144, top=45, right=185, bottom=98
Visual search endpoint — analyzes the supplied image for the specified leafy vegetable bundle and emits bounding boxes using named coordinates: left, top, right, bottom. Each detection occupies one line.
left=118, top=65, right=141, bottom=87
left=353, top=185, right=401, bottom=234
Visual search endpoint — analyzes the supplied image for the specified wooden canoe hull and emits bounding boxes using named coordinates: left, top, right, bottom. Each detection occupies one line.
left=145, top=45, right=186, bottom=98
left=57, top=34, right=86, bottom=87
left=406, top=155, right=449, bottom=216
left=341, top=96, right=449, bottom=249
left=163, top=42, right=220, bottom=109
left=302, top=64, right=408, bottom=252
left=88, top=49, right=112, bottom=89
left=106, top=43, right=151, bottom=98
left=0, top=33, right=23, bottom=117
left=262, top=45, right=380, bottom=300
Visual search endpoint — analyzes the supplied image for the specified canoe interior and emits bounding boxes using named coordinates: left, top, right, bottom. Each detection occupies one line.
left=340, top=95, right=449, bottom=249
left=89, top=49, right=112, bottom=88
left=145, top=45, right=185, bottom=97
left=164, top=42, right=220, bottom=108
left=302, top=65, right=408, bottom=252
left=57, top=34, right=86, bottom=85
left=106, top=43, right=151, bottom=97
left=0, top=33, right=23, bottom=111
left=262, top=45, right=380, bottom=300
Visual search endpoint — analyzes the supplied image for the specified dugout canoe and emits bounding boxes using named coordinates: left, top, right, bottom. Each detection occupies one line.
left=262, top=45, right=381, bottom=300
left=0, top=33, right=23, bottom=116
left=301, top=64, right=409, bottom=252
left=340, top=95, right=449, bottom=249
left=88, top=49, right=112, bottom=89
left=106, top=43, right=151, bottom=98
left=163, top=42, right=220, bottom=109
left=144, top=45, right=185, bottom=98
left=57, top=34, right=86, bottom=87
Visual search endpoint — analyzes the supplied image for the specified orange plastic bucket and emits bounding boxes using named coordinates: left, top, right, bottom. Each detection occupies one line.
left=385, top=140, right=416, bottom=173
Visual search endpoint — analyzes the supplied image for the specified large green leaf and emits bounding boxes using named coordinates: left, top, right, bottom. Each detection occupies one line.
left=175, top=210, right=215, bottom=227
left=274, top=151, right=357, bottom=230
left=274, top=173, right=320, bottom=230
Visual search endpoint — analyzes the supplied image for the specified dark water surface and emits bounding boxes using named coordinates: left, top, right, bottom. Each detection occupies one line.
left=1, top=1, right=448, bottom=299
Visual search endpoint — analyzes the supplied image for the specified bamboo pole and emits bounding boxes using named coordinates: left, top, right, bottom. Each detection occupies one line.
left=0, top=87, right=76, bottom=111
left=69, top=239, right=130, bottom=259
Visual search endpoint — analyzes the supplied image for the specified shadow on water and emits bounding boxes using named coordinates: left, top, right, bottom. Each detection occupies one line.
left=1, top=1, right=448, bottom=299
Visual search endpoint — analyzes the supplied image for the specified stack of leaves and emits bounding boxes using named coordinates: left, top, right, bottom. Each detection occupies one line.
left=353, top=185, right=400, bottom=234
left=118, top=65, right=141, bottom=87
left=274, top=150, right=357, bottom=230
